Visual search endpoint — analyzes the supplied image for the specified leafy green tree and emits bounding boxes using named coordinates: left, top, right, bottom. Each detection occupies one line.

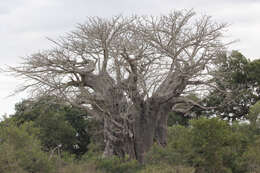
left=247, top=59, right=260, bottom=84
left=204, top=51, right=260, bottom=121
left=12, top=96, right=94, bottom=157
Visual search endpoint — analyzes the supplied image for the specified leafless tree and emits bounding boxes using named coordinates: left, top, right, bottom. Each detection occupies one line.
left=8, top=10, right=228, bottom=163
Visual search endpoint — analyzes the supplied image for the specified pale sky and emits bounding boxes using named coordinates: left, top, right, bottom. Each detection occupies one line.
left=0, top=0, right=260, bottom=116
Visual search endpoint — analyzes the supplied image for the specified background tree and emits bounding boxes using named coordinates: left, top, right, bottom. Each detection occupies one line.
left=204, top=51, right=260, bottom=121
left=12, top=96, right=97, bottom=157
left=9, top=10, right=228, bottom=162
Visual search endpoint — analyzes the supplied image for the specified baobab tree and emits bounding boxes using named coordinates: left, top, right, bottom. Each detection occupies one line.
left=9, top=10, right=228, bottom=163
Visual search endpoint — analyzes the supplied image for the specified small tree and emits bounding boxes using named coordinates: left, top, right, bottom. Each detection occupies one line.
left=9, top=10, right=228, bottom=162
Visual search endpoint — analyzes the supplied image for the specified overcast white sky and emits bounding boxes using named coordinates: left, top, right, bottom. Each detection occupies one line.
left=0, top=0, right=260, bottom=116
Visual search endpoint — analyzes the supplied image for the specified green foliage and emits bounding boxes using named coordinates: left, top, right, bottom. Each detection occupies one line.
left=0, top=121, right=53, bottom=173
left=95, top=156, right=141, bottom=173
left=82, top=142, right=104, bottom=161
left=238, top=102, right=260, bottom=172
left=146, top=125, right=192, bottom=166
left=58, top=162, right=102, bottom=173
left=167, top=112, right=190, bottom=126
left=242, top=138, right=260, bottom=172
left=146, top=118, right=257, bottom=173
left=247, top=101, right=260, bottom=126
left=37, top=111, right=77, bottom=152
left=247, top=59, right=260, bottom=84
left=189, top=118, right=232, bottom=172
left=204, top=51, right=260, bottom=120
left=221, top=123, right=250, bottom=173
left=3, top=114, right=260, bottom=173
left=12, top=96, right=93, bottom=156
left=138, top=164, right=194, bottom=173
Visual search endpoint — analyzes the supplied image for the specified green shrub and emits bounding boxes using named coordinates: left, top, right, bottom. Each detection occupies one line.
left=241, top=138, right=260, bottom=173
left=95, top=156, right=141, bottom=173
left=0, top=121, right=54, bottom=173
left=146, top=118, right=251, bottom=173
left=145, top=125, right=192, bottom=166
left=247, top=101, right=260, bottom=126
left=138, top=164, right=194, bottom=173
left=189, top=118, right=232, bottom=173
left=58, top=162, right=103, bottom=173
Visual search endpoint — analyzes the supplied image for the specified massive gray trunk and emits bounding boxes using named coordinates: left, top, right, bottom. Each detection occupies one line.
left=103, top=115, right=136, bottom=159
left=102, top=98, right=170, bottom=163
left=154, top=105, right=171, bottom=147
left=133, top=100, right=159, bottom=163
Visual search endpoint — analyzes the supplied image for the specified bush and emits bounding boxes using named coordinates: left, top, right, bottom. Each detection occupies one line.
left=138, top=164, right=194, bottom=173
left=242, top=138, right=260, bottom=173
left=189, top=118, right=231, bottom=172
left=145, top=125, right=192, bottom=166
left=0, top=121, right=54, bottom=173
left=146, top=118, right=252, bottom=173
left=57, top=162, right=102, bottom=173
left=95, top=156, right=141, bottom=173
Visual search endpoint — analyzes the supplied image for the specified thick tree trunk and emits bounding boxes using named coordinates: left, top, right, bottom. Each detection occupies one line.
left=154, top=106, right=171, bottom=147
left=102, top=97, right=172, bottom=163
left=133, top=113, right=157, bottom=163
left=103, top=114, right=137, bottom=159
left=102, top=111, right=157, bottom=162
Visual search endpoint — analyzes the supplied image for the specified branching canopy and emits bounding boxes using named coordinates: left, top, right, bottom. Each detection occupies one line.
left=9, top=10, right=228, bottom=118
